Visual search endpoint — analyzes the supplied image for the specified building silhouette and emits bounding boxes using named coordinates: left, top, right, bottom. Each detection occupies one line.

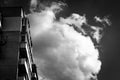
left=0, top=7, right=38, bottom=80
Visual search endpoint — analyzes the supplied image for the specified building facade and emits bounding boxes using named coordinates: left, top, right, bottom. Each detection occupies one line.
left=0, top=7, right=38, bottom=80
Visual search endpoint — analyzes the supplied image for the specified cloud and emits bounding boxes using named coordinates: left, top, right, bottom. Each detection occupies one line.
left=94, top=16, right=111, bottom=26
left=28, top=1, right=104, bottom=80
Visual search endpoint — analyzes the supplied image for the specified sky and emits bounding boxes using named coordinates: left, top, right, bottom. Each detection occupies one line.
left=1, top=0, right=120, bottom=80
left=66, top=1, right=120, bottom=80
left=28, top=0, right=120, bottom=80
left=61, top=0, right=120, bottom=80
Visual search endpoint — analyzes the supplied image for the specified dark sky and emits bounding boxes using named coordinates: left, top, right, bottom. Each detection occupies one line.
left=1, top=0, right=120, bottom=80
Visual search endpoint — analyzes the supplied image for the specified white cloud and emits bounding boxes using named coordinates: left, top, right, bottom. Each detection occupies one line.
left=28, top=1, right=106, bottom=80
left=94, top=16, right=111, bottom=26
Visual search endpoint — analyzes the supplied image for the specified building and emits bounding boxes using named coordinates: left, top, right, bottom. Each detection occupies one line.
left=0, top=7, right=38, bottom=80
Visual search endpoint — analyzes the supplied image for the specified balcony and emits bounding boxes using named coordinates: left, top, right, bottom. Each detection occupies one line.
left=18, top=58, right=31, bottom=80
left=19, top=41, right=33, bottom=69
left=21, top=17, right=33, bottom=48
left=18, top=74, right=29, bottom=80
left=31, top=73, right=38, bottom=80
left=18, top=58, right=28, bottom=75
left=19, top=42, right=29, bottom=58
left=18, top=76, right=26, bottom=80
left=31, top=64, right=38, bottom=80
left=20, top=33, right=34, bottom=65
left=22, top=18, right=29, bottom=28
left=21, top=27, right=33, bottom=50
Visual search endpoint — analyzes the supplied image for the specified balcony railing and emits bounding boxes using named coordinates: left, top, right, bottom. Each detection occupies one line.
left=20, top=33, right=34, bottom=65
left=19, top=41, right=32, bottom=70
left=18, top=74, right=29, bottom=80
left=31, top=64, right=38, bottom=80
left=21, top=27, right=33, bottom=50
left=19, top=58, right=28, bottom=74
left=18, top=58, right=31, bottom=80
left=18, top=76, right=26, bottom=80
left=19, top=17, right=38, bottom=80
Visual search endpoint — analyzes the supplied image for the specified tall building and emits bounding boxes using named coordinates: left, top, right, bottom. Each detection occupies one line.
left=0, top=7, right=38, bottom=80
